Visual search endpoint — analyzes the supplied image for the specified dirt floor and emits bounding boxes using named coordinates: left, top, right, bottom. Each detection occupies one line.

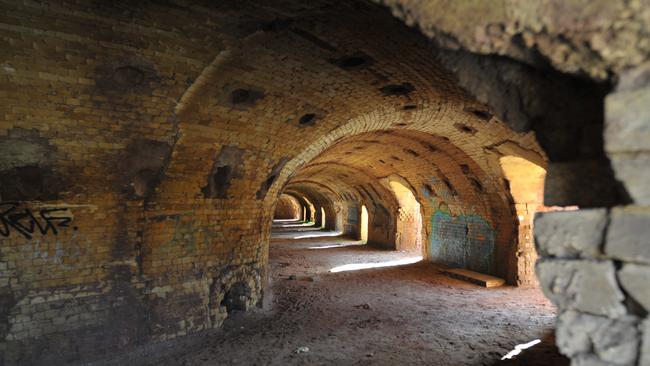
left=98, top=224, right=568, bottom=366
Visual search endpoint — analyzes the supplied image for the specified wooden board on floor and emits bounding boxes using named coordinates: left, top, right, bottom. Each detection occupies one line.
left=441, top=268, right=505, bottom=287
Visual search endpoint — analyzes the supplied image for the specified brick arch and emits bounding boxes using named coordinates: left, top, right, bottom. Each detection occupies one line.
left=273, top=194, right=301, bottom=220
left=0, top=1, right=560, bottom=362
left=278, top=128, right=538, bottom=284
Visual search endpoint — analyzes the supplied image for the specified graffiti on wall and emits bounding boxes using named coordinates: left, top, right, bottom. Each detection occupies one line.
left=0, top=202, right=73, bottom=239
left=427, top=205, right=496, bottom=274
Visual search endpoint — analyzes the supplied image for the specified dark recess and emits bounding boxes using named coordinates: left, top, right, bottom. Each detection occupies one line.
left=380, top=82, right=414, bottom=96
left=299, top=113, right=317, bottom=125
left=331, top=53, right=375, bottom=70
left=454, top=123, right=477, bottom=134
left=257, top=158, right=290, bottom=199
left=464, top=107, right=492, bottom=121
left=221, top=282, right=251, bottom=312
left=231, top=88, right=264, bottom=106
left=260, top=18, right=293, bottom=32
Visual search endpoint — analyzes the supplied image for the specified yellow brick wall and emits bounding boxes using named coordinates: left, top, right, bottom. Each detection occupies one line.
left=0, top=1, right=545, bottom=364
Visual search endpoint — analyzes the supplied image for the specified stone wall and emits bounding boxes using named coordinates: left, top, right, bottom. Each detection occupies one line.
left=535, top=67, right=650, bottom=366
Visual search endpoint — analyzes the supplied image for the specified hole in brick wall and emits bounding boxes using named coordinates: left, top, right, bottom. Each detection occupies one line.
left=113, top=66, right=145, bottom=87
left=378, top=159, right=386, bottom=164
left=442, top=178, right=458, bottom=196
left=231, top=89, right=251, bottom=104
left=341, top=57, right=366, bottom=68
left=403, top=104, right=417, bottom=110
left=229, top=88, right=264, bottom=107
left=331, top=53, right=374, bottom=70
left=404, top=148, right=419, bottom=157
left=454, top=123, right=477, bottom=135
left=221, top=282, right=251, bottom=312
left=423, top=184, right=435, bottom=197
left=299, top=113, right=317, bottom=125
left=391, top=156, right=402, bottom=161
left=258, top=175, right=277, bottom=198
left=464, top=107, right=492, bottom=121
left=202, top=146, right=245, bottom=199
left=423, top=143, right=437, bottom=152
left=121, top=139, right=172, bottom=200
left=380, top=82, right=414, bottom=96
left=460, top=164, right=470, bottom=174
left=131, top=169, right=159, bottom=198
left=470, top=178, right=484, bottom=193
left=210, top=166, right=233, bottom=198
left=257, top=157, right=290, bottom=200
left=396, top=123, right=408, bottom=127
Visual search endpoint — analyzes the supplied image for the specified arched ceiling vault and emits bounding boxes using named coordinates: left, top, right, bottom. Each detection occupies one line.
left=131, top=0, right=546, bottom=208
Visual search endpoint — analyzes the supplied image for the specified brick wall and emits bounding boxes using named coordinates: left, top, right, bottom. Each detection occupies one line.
left=1, top=1, right=547, bottom=364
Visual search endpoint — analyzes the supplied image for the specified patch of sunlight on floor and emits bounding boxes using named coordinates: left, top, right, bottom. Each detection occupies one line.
left=274, top=223, right=315, bottom=228
left=501, top=339, right=542, bottom=360
left=293, top=232, right=343, bottom=239
left=308, top=242, right=363, bottom=249
left=330, top=256, right=423, bottom=273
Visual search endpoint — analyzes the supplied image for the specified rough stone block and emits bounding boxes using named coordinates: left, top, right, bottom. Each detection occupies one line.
left=606, top=206, right=650, bottom=264
left=534, top=209, right=607, bottom=258
left=536, top=260, right=626, bottom=317
left=556, top=310, right=639, bottom=366
left=605, top=80, right=650, bottom=153
left=609, top=153, right=650, bottom=205
left=618, top=264, right=650, bottom=312
left=605, top=68, right=650, bottom=205
left=641, top=319, right=650, bottom=366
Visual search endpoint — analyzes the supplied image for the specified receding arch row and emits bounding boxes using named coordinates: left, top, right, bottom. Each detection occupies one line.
left=274, top=128, right=546, bottom=285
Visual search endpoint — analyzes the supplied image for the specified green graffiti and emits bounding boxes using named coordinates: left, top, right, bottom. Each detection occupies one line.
left=428, top=209, right=496, bottom=274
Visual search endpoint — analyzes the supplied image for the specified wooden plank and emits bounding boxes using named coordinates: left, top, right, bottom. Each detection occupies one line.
left=442, top=268, right=505, bottom=287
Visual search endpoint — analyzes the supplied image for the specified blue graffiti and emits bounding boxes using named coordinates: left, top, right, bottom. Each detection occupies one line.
left=428, top=209, right=495, bottom=274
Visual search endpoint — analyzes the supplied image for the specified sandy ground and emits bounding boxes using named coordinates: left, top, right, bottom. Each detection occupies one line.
left=98, top=225, right=568, bottom=366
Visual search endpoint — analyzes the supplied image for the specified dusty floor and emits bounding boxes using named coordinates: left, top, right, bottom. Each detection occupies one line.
left=99, top=224, right=568, bottom=366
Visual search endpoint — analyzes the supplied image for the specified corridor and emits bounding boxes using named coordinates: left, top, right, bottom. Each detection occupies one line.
left=101, top=222, right=567, bottom=366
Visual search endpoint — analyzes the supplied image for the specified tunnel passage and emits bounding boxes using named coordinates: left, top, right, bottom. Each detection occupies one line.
left=278, top=128, right=546, bottom=284
left=2, top=0, right=645, bottom=364
left=273, top=194, right=302, bottom=220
